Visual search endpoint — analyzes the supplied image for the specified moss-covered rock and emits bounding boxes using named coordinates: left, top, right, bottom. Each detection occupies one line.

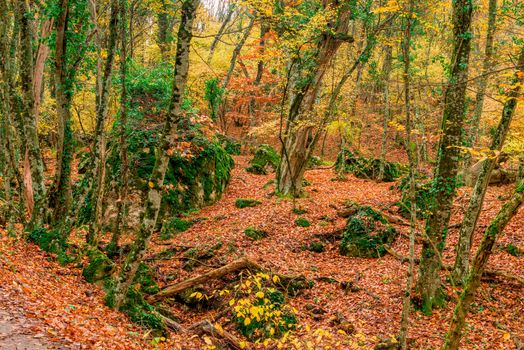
left=244, top=226, right=268, bottom=240
left=335, top=149, right=402, bottom=182
left=340, top=206, right=397, bottom=258
left=82, top=249, right=115, bottom=283
left=246, top=144, right=280, bottom=175
left=235, top=198, right=261, bottom=208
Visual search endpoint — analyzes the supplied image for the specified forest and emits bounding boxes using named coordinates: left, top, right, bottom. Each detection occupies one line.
left=0, top=0, right=523, bottom=349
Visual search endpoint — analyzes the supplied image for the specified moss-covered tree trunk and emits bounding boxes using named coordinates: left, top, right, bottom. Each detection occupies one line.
left=86, top=0, right=120, bottom=245
left=443, top=180, right=524, bottom=350
left=399, top=2, right=416, bottom=348
left=415, top=0, right=473, bottom=313
left=453, top=47, right=524, bottom=283
left=462, top=0, right=497, bottom=172
left=277, top=1, right=352, bottom=197
left=51, top=0, right=75, bottom=225
left=15, top=0, right=48, bottom=228
left=108, top=0, right=130, bottom=255
left=111, top=0, right=199, bottom=309
left=378, top=26, right=394, bottom=182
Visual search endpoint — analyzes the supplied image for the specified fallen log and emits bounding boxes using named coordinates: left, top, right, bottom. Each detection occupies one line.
left=385, top=246, right=524, bottom=285
left=147, top=257, right=261, bottom=303
left=191, top=319, right=249, bottom=350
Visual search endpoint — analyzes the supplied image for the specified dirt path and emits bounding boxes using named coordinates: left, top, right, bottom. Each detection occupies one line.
left=0, top=296, right=64, bottom=350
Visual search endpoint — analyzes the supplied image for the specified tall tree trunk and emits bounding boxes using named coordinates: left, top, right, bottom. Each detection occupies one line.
left=108, top=0, right=130, bottom=256
left=415, top=0, right=473, bottom=313
left=378, top=29, right=394, bottom=181
left=16, top=0, right=47, bottom=228
left=399, top=2, right=416, bottom=348
left=86, top=0, right=120, bottom=246
left=157, top=0, right=174, bottom=60
left=453, top=46, right=524, bottom=283
left=462, top=0, right=497, bottom=172
left=110, top=0, right=199, bottom=309
left=443, top=179, right=524, bottom=350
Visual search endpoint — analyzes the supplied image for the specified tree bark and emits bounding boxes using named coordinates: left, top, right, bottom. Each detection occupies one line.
left=221, top=14, right=254, bottom=90
left=86, top=0, right=120, bottom=246
left=111, top=0, right=199, bottom=310
left=378, top=27, right=394, bottom=181
left=108, top=0, right=130, bottom=256
left=453, top=46, right=524, bottom=283
left=16, top=0, right=47, bottom=228
left=462, top=0, right=497, bottom=172
left=443, top=179, right=524, bottom=350
left=415, top=0, right=473, bottom=313
left=399, top=2, right=416, bottom=348
left=207, top=4, right=235, bottom=63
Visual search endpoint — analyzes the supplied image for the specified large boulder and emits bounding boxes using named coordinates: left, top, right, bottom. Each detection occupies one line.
left=335, top=149, right=402, bottom=182
left=246, top=144, right=280, bottom=175
left=340, top=206, right=397, bottom=258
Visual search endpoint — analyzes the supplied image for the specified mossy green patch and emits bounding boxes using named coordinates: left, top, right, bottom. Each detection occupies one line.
left=28, top=228, right=71, bottom=264
left=339, top=206, right=397, bottom=258
left=160, top=217, right=194, bottom=240
left=307, top=241, right=325, bottom=253
left=82, top=248, right=115, bottom=283
left=244, top=226, right=268, bottom=240
left=295, top=217, right=311, bottom=227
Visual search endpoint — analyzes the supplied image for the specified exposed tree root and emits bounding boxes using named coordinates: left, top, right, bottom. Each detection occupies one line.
left=190, top=319, right=250, bottom=350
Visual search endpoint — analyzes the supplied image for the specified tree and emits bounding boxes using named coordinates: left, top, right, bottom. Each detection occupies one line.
left=415, top=0, right=474, bottom=313
left=453, top=45, right=524, bottom=283
left=110, top=0, right=200, bottom=309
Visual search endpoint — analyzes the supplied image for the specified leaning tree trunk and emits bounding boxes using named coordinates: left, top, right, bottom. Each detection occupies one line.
left=110, top=0, right=199, bottom=310
left=462, top=0, right=497, bottom=172
left=221, top=14, right=254, bottom=90
left=443, top=179, right=524, bottom=350
left=453, top=46, right=524, bottom=283
left=277, top=1, right=353, bottom=197
left=207, top=3, right=235, bottom=63
left=415, top=0, right=473, bottom=313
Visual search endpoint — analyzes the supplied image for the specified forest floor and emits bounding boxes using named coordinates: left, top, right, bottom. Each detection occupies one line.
left=0, top=156, right=522, bottom=349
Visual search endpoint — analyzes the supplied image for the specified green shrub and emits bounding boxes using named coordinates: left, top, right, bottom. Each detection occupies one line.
left=244, top=226, right=268, bottom=240
left=246, top=144, right=280, bottom=175
left=235, top=198, right=262, bottom=208
left=339, top=206, right=397, bottom=258
left=295, top=217, right=311, bottom=227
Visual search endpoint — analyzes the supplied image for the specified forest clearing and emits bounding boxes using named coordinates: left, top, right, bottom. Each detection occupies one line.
left=0, top=0, right=523, bottom=349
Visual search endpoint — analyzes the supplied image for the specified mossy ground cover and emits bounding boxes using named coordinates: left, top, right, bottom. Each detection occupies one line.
left=340, top=206, right=397, bottom=258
